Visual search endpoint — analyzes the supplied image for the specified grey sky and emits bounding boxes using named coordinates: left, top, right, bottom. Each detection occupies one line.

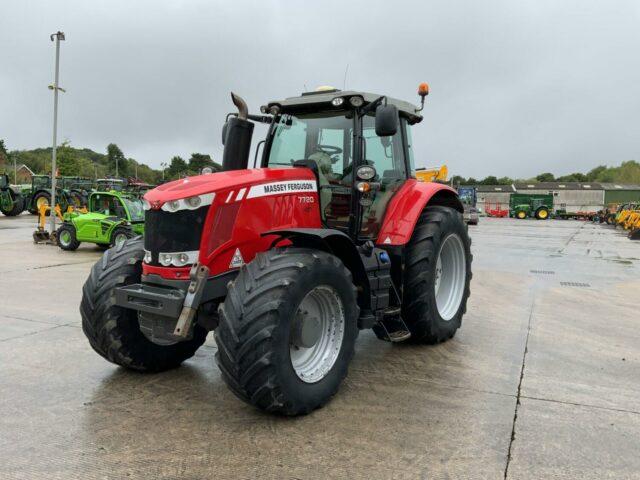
left=1, top=0, right=639, bottom=178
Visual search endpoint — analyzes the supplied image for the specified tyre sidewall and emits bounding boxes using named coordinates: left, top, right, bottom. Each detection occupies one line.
left=424, top=213, right=471, bottom=333
left=270, top=255, right=358, bottom=410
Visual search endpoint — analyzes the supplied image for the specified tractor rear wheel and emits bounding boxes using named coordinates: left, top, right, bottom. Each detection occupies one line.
left=80, top=238, right=207, bottom=372
left=57, top=223, right=80, bottom=251
left=215, top=248, right=359, bottom=415
left=401, top=206, right=472, bottom=344
left=535, top=207, right=550, bottom=220
left=0, top=194, right=24, bottom=216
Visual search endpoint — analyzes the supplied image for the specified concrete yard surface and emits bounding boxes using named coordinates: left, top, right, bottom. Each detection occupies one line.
left=0, top=214, right=638, bottom=479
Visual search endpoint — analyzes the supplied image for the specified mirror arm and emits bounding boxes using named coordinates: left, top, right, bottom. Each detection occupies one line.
left=359, top=96, right=385, bottom=117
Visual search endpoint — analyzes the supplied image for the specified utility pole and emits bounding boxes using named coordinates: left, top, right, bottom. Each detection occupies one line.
left=115, top=156, right=119, bottom=178
left=161, top=162, right=167, bottom=181
left=48, top=31, right=65, bottom=235
left=13, top=153, right=17, bottom=184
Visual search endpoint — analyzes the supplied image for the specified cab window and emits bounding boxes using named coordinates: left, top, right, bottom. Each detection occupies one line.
left=359, top=114, right=407, bottom=238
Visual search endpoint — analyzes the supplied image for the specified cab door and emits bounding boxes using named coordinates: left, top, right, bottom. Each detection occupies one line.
left=357, top=115, right=408, bottom=240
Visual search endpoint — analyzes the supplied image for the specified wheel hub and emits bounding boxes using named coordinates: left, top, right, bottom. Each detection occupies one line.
left=434, top=234, right=466, bottom=321
left=290, top=285, right=345, bottom=383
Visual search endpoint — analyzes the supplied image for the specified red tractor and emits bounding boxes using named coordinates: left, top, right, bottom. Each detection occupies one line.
left=81, top=85, right=472, bottom=415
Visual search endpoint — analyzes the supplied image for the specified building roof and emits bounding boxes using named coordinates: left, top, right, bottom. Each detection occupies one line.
left=475, top=182, right=640, bottom=193
left=513, top=182, right=604, bottom=190
left=17, top=164, right=34, bottom=175
left=476, top=185, right=516, bottom=193
left=599, top=183, right=640, bottom=191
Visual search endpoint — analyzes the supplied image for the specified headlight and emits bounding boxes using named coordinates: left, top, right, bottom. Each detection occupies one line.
left=160, top=193, right=214, bottom=212
left=159, top=253, right=173, bottom=266
left=349, top=96, right=364, bottom=107
left=173, top=253, right=190, bottom=267
left=331, top=97, right=344, bottom=107
left=144, top=250, right=152, bottom=263
left=185, top=196, right=202, bottom=208
left=356, top=165, right=377, bottom=180
left=142, top=199, right=151, bottom=211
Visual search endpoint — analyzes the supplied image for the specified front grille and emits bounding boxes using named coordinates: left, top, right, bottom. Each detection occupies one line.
left=144, top=206, right=209, bottom=263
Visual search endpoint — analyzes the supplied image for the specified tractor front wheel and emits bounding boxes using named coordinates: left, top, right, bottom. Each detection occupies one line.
left=57, top=223, right=80, bottom=251
left=401, top=206, right=472, bottom=344
left=80, top=238, right=207, bottom=372
left=110, top=226, right=134, bottom=247
left=215, top=248, right=359, bottom=415
left=516, top=210, right=527, bottom=219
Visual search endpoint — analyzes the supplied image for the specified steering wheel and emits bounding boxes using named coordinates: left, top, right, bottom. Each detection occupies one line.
left=316, top=145, right=342, bottom=155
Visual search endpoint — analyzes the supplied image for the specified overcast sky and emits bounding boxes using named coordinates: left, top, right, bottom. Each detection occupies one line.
left=1, top=0, right=639, bottom=178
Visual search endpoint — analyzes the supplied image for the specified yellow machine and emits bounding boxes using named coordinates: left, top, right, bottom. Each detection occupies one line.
left=416, top=165, right=448, bottom=183
left=33, top=203, right=87, bottom=243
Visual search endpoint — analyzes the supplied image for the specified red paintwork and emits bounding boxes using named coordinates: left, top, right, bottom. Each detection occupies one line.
left=143, top=168, right=322, bottom=278
left=375, top=179, right=459, bottom=246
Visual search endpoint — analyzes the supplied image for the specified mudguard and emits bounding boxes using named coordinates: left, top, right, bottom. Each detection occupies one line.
left=376, top=179, right=463, bottom=246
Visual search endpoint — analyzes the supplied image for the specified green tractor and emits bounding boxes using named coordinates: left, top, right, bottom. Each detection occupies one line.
left=56, top=190, right=145, bottom=251
left=0, top=173, right=28, bottom=216
left=510, top=193, right=553, bottom=220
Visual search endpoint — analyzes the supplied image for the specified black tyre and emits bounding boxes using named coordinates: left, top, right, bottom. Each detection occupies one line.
left=110, top=226, right=134, bottom=247
left=401, top=206, right=472, bottom=344
left=57, top=223, right=80, bottom=251
left=535, top=207, right=550, bottom=220
left=215, top=248, right=359, bottom=416
left=80, top=238, right=207, bottom=372
left=69, top=190, right=85, bottom=208
left=0, top=193, right=24, bottom=216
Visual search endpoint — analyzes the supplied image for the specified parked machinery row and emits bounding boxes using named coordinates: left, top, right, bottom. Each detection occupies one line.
left=0, top=174, right=154, bottom=217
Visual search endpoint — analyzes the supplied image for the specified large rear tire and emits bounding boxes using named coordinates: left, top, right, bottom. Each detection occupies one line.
left=0, top=193, right=24, bottom=216
left=80, top=238, right=207, bottom=372
left=401, top=206, right=472, bottom=344
left=215, top=248, right=359, bottom=415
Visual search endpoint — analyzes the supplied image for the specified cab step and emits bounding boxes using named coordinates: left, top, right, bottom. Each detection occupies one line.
left=372, top=308, right=412, bottom=343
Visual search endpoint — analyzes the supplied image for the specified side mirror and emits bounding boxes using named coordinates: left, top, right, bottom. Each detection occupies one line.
left=375, top=104, right=398, bottom=137
left=221, top=122, right=228, bottom=145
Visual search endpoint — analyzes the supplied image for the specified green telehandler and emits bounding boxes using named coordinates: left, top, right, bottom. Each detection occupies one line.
left=56, top=190, right=145, bottom=251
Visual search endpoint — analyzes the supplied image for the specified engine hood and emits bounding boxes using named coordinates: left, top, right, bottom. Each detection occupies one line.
left=144, top=168, right=316, bottom=204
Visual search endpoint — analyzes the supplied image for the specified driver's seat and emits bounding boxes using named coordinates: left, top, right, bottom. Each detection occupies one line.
left=307, top=151, right=333, bottom=219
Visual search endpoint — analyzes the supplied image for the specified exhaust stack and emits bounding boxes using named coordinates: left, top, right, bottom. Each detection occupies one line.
left=222, top=92, right=254, bottom=171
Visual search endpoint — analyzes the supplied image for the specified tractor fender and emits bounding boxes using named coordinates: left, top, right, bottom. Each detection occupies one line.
left=376, top=179, right=463, bottom=246
left=263, top=228, right=370, bottom=312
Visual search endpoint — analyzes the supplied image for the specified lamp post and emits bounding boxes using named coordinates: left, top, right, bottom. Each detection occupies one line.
left=48, top=31, right=65, bottom=235
left=161, top=162, right=167, bottom=181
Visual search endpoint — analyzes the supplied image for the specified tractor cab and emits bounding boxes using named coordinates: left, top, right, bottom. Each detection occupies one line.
left=259, top=89, right=423, bottom=240
left=88, top=191, right=144, bottom=225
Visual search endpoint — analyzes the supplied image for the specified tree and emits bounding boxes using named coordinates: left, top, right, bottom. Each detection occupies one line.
left=187, top=153, right=221, bottom=174
left=480, top=176, right=499, bottom=185
left=107, top=143, right=128, bottom=177
left=56, top=140, right=79, bottom=176
left=0, top=139, right=7, bottom=165
left=535, top=172, right=555, bottom=182
left=167, top=156, right=188, bottom=179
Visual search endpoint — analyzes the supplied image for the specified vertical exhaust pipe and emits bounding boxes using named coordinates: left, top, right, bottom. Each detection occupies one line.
left=222, top=92, right=254, bottom=171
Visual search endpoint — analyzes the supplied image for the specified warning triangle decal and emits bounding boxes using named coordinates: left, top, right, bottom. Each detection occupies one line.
left=229, top=248, right=245, bottom=268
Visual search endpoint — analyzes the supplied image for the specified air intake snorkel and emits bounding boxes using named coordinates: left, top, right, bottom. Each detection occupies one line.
left=221, top=92, right=254, bottom=171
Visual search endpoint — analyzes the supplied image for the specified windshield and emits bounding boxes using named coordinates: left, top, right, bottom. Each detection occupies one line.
left=123, top=198, right=144, bottom=222
left=267, top=113, right=353, bottom=175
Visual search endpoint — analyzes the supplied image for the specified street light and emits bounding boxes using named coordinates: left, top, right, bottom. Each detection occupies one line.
left=48, top=31, right=65, bottom=235
left=161, top=162, right=167, bottom=181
